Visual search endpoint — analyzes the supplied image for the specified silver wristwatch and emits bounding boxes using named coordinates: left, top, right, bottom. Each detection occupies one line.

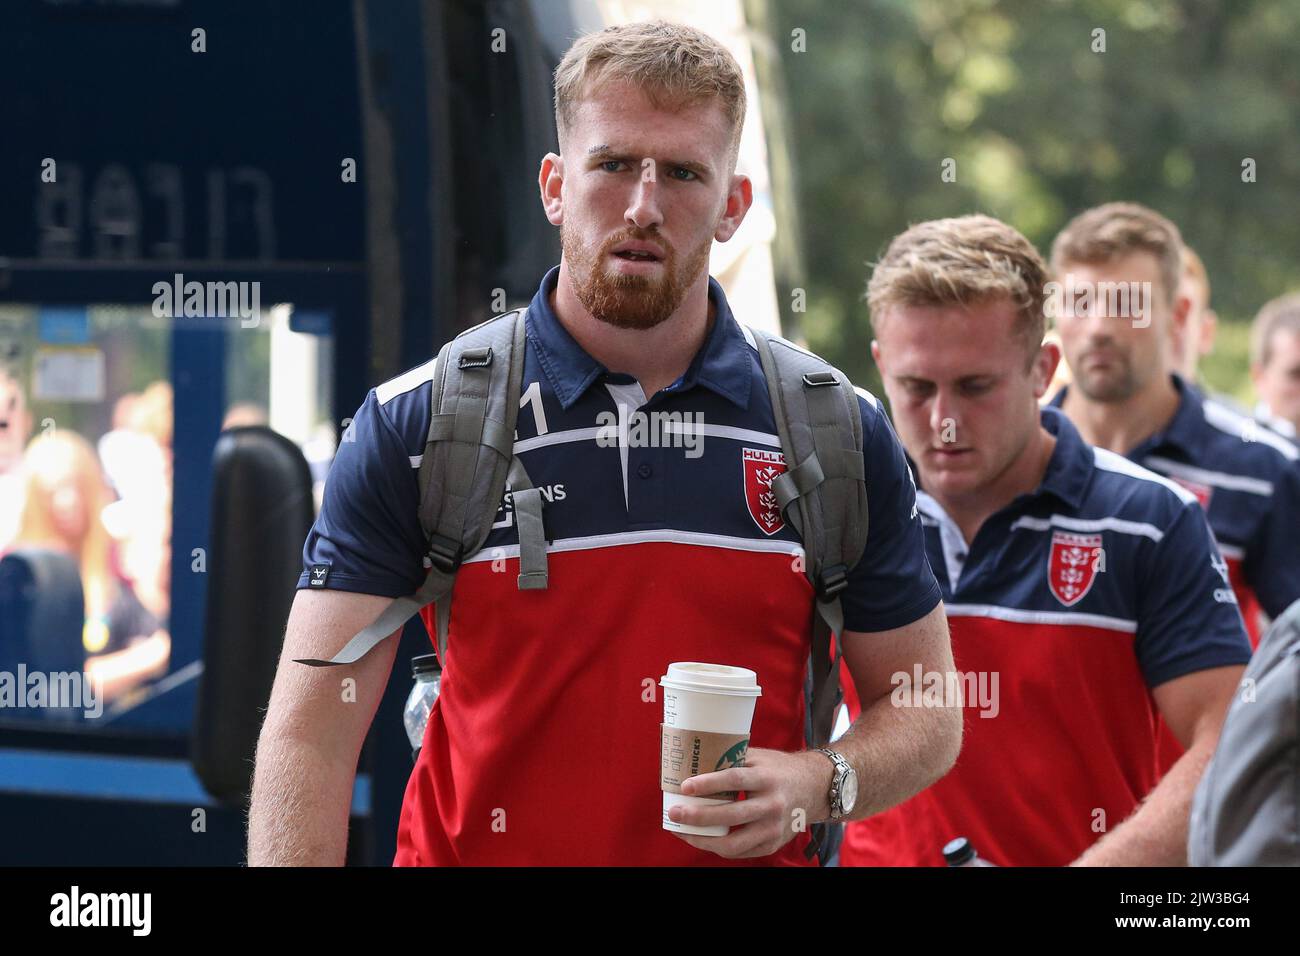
left=816, top=748, right=858, bottom=819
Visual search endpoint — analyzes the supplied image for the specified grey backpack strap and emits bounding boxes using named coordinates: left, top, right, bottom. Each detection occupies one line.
left=298, top=309, right=545, bottom=669
left=1188, top=599, right=1300, bottom=865
left=752, top=330, right=869, bottom=863
left=427, top=458, right=547, bottom=665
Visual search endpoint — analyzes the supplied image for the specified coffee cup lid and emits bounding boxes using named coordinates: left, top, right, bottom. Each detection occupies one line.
left=659, top=662, right=762, bottom=697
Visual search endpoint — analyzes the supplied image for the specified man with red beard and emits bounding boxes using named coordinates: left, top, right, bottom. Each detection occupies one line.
left=249, top=20, right=959, bottom=866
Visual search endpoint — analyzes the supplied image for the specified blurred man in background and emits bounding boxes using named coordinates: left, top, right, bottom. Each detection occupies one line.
left=1250, top=292, right=1300, bottom=438
left=1050, top=202, right=1300, bottom=651
left=1171, top=244, right=1293, bottom=437
left=839, top=214, right=1248, bottom=866
left=1172, top=246, right=1217, bottom=385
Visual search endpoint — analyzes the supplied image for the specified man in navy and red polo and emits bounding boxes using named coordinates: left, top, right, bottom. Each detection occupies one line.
left=312, top=264, right=948, bottom=865
left=1051, top=203, right=1300, bottom=650
left=247, top=22, right=959, bottom=867
left=839, top=215, right=1250, bottom=867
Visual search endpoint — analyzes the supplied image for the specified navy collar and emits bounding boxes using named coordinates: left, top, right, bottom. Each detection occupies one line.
left=913, top=405, right=1091, bottom=512
left=1047, top=373, right=1199, bottom=459
left=1036, top=405, right=1093, bottom=509
left=524, top=265, right=752, bottom=410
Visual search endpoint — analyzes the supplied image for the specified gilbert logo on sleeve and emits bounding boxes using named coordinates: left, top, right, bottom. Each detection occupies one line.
left=309, top=563, right=331, bottom=587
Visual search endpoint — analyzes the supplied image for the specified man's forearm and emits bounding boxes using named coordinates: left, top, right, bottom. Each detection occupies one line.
left=247, top=727, right=358, bottom=866
left=819, top=692, right=962, bottom=824
left=1071, top=737, right=1214, bottom=867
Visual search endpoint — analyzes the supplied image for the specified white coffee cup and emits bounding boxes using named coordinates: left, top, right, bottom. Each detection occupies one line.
left=660, top=662, right=762, bottom=837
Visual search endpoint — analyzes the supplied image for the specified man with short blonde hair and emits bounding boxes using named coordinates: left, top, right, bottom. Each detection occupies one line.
left=838, top=213, right=1250, bottom=867
left=1050, top=201, right=1184, bottom=312
left=553, top=19, right=747, bottom=169
left=866, top=214, right=1048, bottom=361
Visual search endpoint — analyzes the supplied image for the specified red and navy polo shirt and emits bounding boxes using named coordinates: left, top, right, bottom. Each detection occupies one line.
left=298, top=265, right=941, bottom=866
left=1051, top=375, right=1300, bottom=648
left=838, top=407, right=1252, bottom=867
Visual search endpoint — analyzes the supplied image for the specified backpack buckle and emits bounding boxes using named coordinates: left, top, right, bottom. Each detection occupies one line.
left=426, top=533, right=463, bottom=573
left=458, top=347, right=493, bottom=369
left=802, top=371, right=837, bottom=388
left=816, top=563, right=848, bottom=601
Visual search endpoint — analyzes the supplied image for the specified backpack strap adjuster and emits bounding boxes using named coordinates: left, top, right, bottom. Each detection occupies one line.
left=816, top=563, right=848, bottom=601
left=458, top=347, right=493, bottom=369
left=426, top=533, right=464, bottom=573
left=802, top=371, right=837, bottom=388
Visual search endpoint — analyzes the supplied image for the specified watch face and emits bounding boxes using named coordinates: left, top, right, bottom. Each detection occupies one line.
left=840, top=768, right=859, bottom=813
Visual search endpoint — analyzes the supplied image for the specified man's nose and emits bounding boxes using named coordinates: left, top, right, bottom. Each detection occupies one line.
left=930, top=392, right=959, bottom=444
left=1082, top=308, right=1117, bottom=345
left=1066, top=296, right=1107, bottom=345
left=625, top=161, right=664, bottom=231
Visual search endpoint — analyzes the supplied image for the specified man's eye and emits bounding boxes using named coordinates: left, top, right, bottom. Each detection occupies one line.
left=600, top=161, right=625, bottom=172
left=669, top=167, right=697, bottom=181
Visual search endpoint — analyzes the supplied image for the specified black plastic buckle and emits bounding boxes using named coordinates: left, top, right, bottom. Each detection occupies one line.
left=802, top=371, right=837, bottom=388
left=816, top=563, right=848, bottom=600
left=426, top=533, right=464, bottom=573
left=458, top=347, right=493, bottom=369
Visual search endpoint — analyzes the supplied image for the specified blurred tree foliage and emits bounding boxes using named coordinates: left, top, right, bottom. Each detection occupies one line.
left=760, top=0, right=1300, bottom=402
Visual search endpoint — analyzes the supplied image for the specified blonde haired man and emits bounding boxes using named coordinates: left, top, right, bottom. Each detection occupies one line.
left=250, top=20, right=958, bottom=867
left=839, top=214, right=1249, bottom=866
left=1050, top=202, right=1300, bottom=651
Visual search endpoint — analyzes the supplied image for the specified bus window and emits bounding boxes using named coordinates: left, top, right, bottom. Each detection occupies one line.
left=0, top=300, right=333, bottom=731
left=224, top=304, right=337, bottom=511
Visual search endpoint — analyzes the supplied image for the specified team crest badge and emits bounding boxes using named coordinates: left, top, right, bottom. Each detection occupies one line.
left=743, top=448, right=786, bottom=536
left=1170, top=476, right=1214, bottom=511
left=1048, top=530, right=1103, bottom=607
